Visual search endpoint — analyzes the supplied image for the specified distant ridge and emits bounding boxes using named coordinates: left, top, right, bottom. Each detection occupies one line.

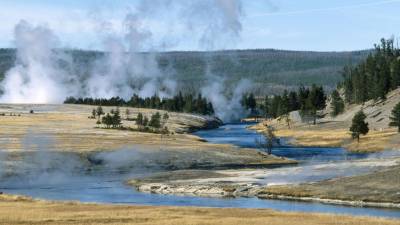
left=0, top=48, right=370, bottom=95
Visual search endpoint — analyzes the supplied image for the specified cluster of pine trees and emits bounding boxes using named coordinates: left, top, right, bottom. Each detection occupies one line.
left=136, top=112, right=169, bottom=134
left=241, top=93, right=257, bottom=112
left=65, top=92, right=214, bottom=115
left=101, top=108, right=122, bottom=129
left=92, top=106, right=170, bottom=133
left=263, top=84, right=326, bottom=124
left=342, top=38, right=400, bottom=103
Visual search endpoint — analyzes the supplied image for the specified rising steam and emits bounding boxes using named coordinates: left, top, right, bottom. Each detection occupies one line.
left=0, top=0, right=247, bottom=121
left=0, top=21, right=78, bottom=103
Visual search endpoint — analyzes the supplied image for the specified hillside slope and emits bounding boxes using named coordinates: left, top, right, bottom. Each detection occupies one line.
left=253, top=88, right=400, bottom=152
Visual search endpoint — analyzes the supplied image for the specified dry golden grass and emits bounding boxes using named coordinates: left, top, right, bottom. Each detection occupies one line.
left=0, top=104, right=292, bottom=167
left=275, top=128, right=399, bottom=152
left=252, top=120, right=400, bottom=153
left=344, top=129, right=400, bottom=153
left=275, top=129, right=348, bottom=148
left=0, top=104, right=216, bottom=152
left=0, top=195, right=398, bottom=225
left=0, top=104, right=230, bottom=153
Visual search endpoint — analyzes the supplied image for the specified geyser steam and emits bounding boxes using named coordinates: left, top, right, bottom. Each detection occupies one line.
left=0, top=21, right=78, bottom=103
left=0, top=0, right=250, bottom=121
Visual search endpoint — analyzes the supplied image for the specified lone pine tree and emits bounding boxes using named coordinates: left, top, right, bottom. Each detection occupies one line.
left=350, top=110, right=369, bottom=142
left=389, top=102, right=400, bottom=132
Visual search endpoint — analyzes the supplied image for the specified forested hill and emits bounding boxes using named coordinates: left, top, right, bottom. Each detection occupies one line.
left=0, top=48, right=369, bottom=95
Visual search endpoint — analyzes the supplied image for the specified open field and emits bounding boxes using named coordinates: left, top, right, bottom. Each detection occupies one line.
left=0, top=104, right=293, bottom=169
left=0, top=194, right=398, bottom=225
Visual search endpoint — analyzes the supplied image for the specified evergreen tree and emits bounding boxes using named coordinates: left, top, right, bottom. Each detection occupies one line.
left=96, top=106, right=104, bottom=119
left=303, top=85, right=326, bottom=124
left=66, top=92, right=215, bottom=116
left=143, top=116, right=149, bottom=127
left=149, top=112, right=161, bottom=128
left=241, top=93, right=257, bottom=113
left=206, top=102, right=214, bottom=115
left=162, top=112, right=169, bottom=128
left=288, top=91, right=299, bottom=111
left=330, top=90, right=345, bottom=117
left=280, top=90, right=290, bottom=116
left=101, top=113, right=113, bottom=128
left=342, top=38, right=400, bottom=103
left=342, top=66, right=353, bottom=103
left=298, top=85, right=310, bottom=109
left=111, top=108, right=122, bottom=128
left=247, top=93, right=257, bottom=112
left=183, top=94, right=194, bottom=112
left=136, top=113, right=144, bottom=129
left=389, top=102, right=400, bottom=132
left=271, top=95, right=282, bottom=118
left=350, top=110, right=369, bottom=142
left=264, top=96, right=272, bottom=119
left=391, top=60, right=400, bottom=89
left=91, top=109, right=96, bottom=119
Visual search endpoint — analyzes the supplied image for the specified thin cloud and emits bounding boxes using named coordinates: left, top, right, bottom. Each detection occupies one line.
left=250, top=0, right=400, bottom=17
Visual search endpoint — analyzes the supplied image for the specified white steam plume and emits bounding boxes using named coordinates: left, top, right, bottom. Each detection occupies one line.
left=182, top=0, right=243, bottom=49
left=0, top=0, right=248, bottom=121
left=0, top=21, right=78, bottom=103
left=202, top=77, right=251, bottom=122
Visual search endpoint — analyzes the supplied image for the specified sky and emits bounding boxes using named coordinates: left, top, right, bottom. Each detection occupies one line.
left=0, top=0, right=399, bottom=51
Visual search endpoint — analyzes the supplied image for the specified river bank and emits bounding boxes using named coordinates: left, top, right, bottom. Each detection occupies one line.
left=128, top=122, right=400, bottom=210
left=128, top=160, right=400, bottom=209
left=1, top=104, right=400, bottom=222
left=259, top=165, right=400, bottom=208
left=1, top=193, right=399, bottom=225
left=0, top=104, right=294, bottom=170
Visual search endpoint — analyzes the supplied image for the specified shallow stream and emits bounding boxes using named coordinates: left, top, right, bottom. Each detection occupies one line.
left=1, top=123, right=400, bottom=219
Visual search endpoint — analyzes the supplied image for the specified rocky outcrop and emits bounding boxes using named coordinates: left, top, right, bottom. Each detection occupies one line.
left=171, top=114, right=223, bottom=133
left=133, top=182, right=261, bottom=198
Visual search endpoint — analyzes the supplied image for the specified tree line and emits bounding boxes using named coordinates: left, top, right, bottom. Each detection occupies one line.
left=262, top=84, right=327, bottom=124
left=65, top=92, right=214, bottom=115
left=341, top=38, right=400, bottom=103
left=340, top=38, right=400, bottom=141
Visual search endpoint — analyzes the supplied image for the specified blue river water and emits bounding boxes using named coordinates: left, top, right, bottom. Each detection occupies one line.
left=1, top=123, right=400, bottom=219
left=194, top=123, right=369, bottom=162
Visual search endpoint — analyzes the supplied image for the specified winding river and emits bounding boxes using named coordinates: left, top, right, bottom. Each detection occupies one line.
left=1, top=123, right=400, bottom=219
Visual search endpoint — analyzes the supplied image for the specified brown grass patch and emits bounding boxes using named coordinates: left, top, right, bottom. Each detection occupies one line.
left=0, top=195, right=398, bottom=225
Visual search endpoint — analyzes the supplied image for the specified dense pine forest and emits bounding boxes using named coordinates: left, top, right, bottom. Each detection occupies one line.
left=262, top=85, right=326, bottom=123
left=260, top=38, right=400, bottom=125
left=65, top=92, right=215, bottom=115
left=341, top=38, right=400, bottom=103
left=0, top=48, right=369, bottom=95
